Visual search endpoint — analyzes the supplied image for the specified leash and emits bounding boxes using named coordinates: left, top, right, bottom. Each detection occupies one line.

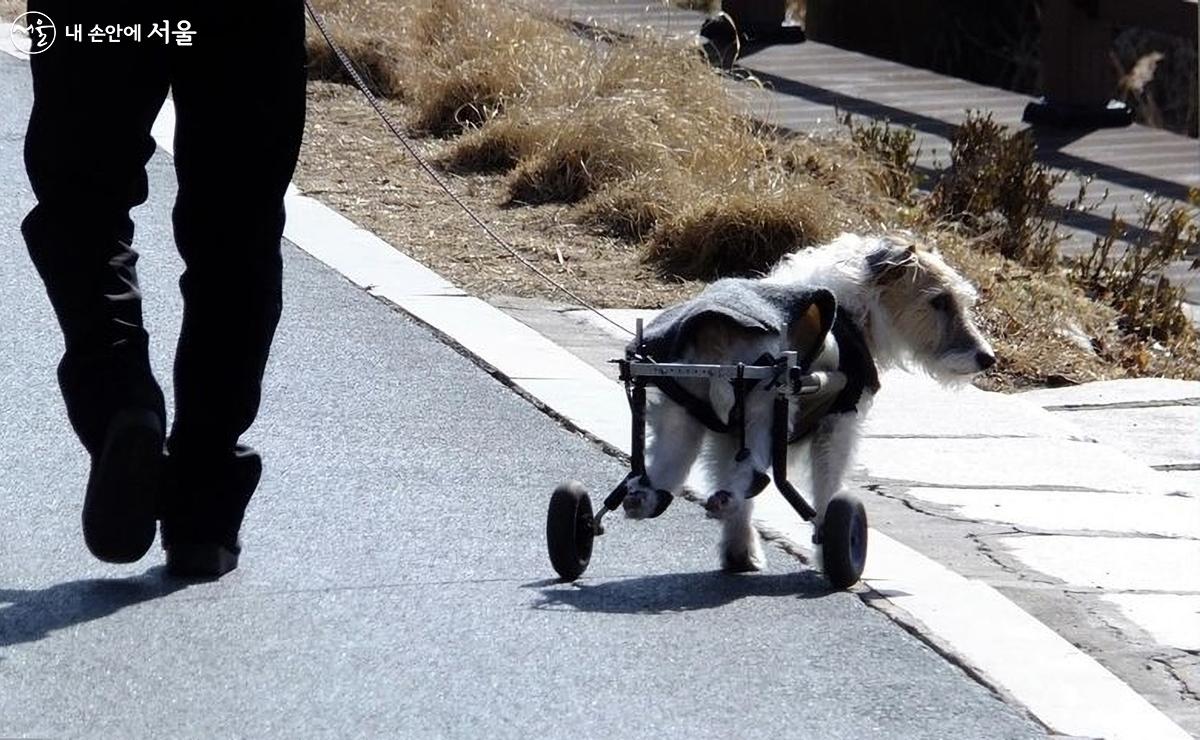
left=302, top=0, right=636, bottom=339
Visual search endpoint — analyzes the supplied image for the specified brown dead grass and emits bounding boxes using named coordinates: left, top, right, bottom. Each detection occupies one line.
left=296, top=81, right=700, bottom=309
left=307, top=0, right=869, bottom=274
left=295, top=0, right=1200, bottom=390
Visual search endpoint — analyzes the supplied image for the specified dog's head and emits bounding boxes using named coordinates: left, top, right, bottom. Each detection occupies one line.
left=866, top=236, right=996, bottom=379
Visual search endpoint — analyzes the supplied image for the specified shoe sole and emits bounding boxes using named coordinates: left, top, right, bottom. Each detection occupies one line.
left=165, top=543, right=239, bottom=580
left=82, top=408, right=163, bottom=563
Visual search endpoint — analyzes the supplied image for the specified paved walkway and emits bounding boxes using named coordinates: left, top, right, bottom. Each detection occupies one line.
left=0, top=47, right=1043, bottom=739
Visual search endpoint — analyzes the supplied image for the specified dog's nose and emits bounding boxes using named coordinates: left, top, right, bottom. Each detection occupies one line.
left=976, top=351, right=997, bottom=370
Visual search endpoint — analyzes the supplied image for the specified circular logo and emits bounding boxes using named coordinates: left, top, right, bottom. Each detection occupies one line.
left=11, top=12, right=56, bottom=54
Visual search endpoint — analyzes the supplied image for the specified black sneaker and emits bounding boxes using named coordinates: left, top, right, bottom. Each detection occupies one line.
left=164, top=538, right=242, bottom=580
left=82, top=408, right=165, bottom=563
left=161, top=447, right=261, bottom=580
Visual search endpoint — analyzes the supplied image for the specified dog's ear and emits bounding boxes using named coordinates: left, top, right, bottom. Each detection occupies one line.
left=787, top=289, right=835, bottom=365
left=867, top=241, right=916, bottom=285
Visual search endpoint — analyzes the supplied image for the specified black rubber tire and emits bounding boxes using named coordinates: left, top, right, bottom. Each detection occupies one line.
left=547, top=482, right=595, bottom=582
left=821, top=493, right=868, bottom=590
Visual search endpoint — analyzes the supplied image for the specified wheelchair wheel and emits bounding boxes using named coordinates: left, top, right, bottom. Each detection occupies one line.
left=821, top=493, right=868, bottom=590
left=547, top=482, right=595, bottom=582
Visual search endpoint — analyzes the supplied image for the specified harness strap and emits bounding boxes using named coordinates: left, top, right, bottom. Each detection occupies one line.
left=651, top=377, right=733, bottom=434
left=645, top=353, right=777, bottom=435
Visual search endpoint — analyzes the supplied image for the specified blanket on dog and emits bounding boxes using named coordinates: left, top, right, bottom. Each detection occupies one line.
left=631, top=277, right=879, bottom=441
left=636, top=278, right=835, bottom=365
left=638, top=275, right=835, bottom=367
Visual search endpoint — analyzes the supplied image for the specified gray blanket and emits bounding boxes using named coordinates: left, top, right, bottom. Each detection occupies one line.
left=632, top=278, right=836, bottom=367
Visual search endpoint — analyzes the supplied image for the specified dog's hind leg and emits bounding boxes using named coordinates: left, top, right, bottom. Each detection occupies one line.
left=809, top=409, right=865, bottom=528
left=623, top=394, right=706, bottom=520
left=702, top=401, right=773, bottom=572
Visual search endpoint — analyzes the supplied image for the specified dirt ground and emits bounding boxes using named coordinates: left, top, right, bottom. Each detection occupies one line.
left=295, top=82, right=702, bottom=310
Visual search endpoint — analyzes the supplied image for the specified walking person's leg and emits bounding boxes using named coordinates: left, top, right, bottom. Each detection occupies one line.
left=21, top=1, right=171, bottom=563
left=160, top=1, right=307, bottom=577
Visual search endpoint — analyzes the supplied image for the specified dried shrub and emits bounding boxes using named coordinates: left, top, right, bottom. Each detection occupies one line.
left=646, top=186, right=840, bottom=280
left=1071, top=198, right=1200, bottom=344
left=579, top=174, right=679, bottom=241
left=927, top=112, right=1064, bottom=269
left=438, top=116, right=532, bottom=173
left=839, top=113, right=919, bottom=203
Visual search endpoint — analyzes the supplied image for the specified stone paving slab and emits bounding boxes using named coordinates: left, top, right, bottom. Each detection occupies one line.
left=1102, top=594, right=1200, bottom=653
left=1019, top=379, right=1200, bottom=488
left=1001, top=536, right=1200, bottom=593
left=857, top=436, right=1178, bottom=494
left=863, top=370, right=1089, bottom=442
left=1019, top=378, right=1200, bottom=407
left=901, top=486, right=1199, bottom=540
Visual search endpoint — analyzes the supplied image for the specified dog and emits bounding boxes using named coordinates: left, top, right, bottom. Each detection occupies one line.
left=621, top=232, right=996, bottom=572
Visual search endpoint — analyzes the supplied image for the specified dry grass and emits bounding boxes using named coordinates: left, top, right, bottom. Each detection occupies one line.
left=401, top=2, right=872, bottom=278
left=308, top=0, right=875, bottom=278
left=646, top=184, right=846, bottom=280
left=296, top=81, right=700, bottom=309
left=296, top=0, right=1200, bottom=389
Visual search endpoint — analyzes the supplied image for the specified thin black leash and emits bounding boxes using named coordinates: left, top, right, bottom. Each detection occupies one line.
left=302, top=0, right=636, bottom=339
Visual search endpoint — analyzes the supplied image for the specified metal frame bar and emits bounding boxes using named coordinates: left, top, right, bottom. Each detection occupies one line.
left=625, top=361, right=784, bottom=381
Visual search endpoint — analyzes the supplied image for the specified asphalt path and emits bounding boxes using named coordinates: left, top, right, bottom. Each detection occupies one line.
left=0, top=53, right=1041, bottom=738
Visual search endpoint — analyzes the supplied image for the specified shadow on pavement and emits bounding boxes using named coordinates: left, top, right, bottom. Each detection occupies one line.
left=0, top=567, right=189, bottom=650
left=530, top=569, right=834, bottom=614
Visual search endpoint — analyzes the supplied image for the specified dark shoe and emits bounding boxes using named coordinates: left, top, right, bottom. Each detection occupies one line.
left=82, top=408, right=165, bottom=563
left=161, top=447, right=261, bottom=579
left=164, top=540, right=241, bottom=580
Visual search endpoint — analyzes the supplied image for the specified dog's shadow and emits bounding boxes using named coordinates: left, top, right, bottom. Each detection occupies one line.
left=0, top=567, right=189, bottom=650
left=528, top=568, right=834, bottom=615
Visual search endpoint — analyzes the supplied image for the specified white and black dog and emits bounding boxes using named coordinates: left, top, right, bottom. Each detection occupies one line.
left=621, top=233, right=995, bottom=572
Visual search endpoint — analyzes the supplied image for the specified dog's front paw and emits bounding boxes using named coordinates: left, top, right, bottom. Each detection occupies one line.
left=704, top=490, right=741, bottom=520
left=623, top=485, right=672, bottom=519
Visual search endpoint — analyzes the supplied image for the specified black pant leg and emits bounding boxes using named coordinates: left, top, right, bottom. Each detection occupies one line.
left=21, top=1, right=170, bottom=455
left=165, top=1, right=307, bottom=464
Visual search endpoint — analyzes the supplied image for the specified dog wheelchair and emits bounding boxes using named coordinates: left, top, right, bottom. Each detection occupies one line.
left=546, top=320, right=869, bottom=590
